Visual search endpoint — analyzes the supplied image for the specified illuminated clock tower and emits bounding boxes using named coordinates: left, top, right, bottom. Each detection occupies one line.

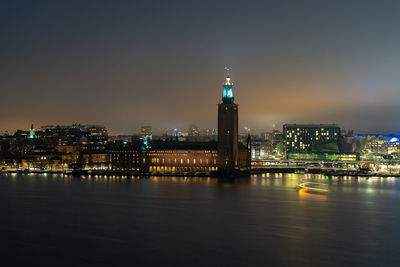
left=217, top=75, right=239, bottom=171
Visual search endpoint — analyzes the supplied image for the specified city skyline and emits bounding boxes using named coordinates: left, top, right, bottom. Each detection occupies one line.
left=2, top=2, right=400, bottom=265
left=2, top=0, right=400, bottom=134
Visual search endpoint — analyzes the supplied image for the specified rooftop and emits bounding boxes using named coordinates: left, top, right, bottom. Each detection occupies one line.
left=284, top=124, right=340, bottom=128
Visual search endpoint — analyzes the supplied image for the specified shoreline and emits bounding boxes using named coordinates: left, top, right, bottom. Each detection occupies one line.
left=1, top=169, right=399, bottom=178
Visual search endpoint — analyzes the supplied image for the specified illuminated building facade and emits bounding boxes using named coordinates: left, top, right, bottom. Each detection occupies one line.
left=110, top=142, right=145, bottom=172
left=287, top=153, right=359, bottom=161
left=141, top=126, right=152, bottom=140
left=283, top=124, right=340, bottom=153
left=109, top=141, right=218, bottom=174
left=251, top=130, right=285, bottom=160
left=217, top=76, right=239, bottom=171
left=85, top=126, right=108, bottom=144
left=110, top=139, right=250, bottom=175
left=146, top=141, right=218, bottom=174
left=363, top=136, right=400, bottom=155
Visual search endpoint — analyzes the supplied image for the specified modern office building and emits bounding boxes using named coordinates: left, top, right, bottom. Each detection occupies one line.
left=283, top=124, right=341, bottom=153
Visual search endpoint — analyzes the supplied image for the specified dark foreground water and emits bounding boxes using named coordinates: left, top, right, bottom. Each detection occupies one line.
left=0, top=174, right=400, bottom=266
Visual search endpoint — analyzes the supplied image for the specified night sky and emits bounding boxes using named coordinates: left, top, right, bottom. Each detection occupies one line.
left=1, top=0, right=400, bottom=135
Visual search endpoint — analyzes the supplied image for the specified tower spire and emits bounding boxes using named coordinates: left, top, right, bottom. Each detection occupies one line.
left=29, top=123, right=36, bottom=139
left=218, top=68, right=239, bottom=172
left=224, top=66, right=231, bottom=77
left=222, top=67, right=234, bottom=103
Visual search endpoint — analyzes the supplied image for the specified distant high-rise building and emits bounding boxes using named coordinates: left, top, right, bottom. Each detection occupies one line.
left=260, top=132, right=269, bottom=141
left=172, top=128, right=179, bottom=137
left=283, top=124, right=340, bottom=153
left=141, top=126, right=152, bottom=140
left=217, top=75, right=239, bottom=171
left=188, top=125, right=199, bottom=136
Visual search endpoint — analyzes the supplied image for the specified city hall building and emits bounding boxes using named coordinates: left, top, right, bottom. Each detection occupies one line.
left=110, top=76, right=251, bottom=175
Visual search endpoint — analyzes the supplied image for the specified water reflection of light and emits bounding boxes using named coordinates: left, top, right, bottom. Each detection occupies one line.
left=298, top=188, right=328, bottom=200
left=149, top=176, right=218, bottom=184
left=366, top=187, right=374, bottom=194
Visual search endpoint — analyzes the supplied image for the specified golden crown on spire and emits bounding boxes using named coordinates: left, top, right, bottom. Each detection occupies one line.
left=225, top=76, right=231, bottom=85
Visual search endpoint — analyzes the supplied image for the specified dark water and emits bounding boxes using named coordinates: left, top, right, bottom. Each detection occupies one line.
left=0, top=173, right=400, bottom=266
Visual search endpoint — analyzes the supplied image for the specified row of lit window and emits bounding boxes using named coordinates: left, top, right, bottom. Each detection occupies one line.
left=149, top=166, right=218, bottom=172
left=150, top=158, right=217, bottom=165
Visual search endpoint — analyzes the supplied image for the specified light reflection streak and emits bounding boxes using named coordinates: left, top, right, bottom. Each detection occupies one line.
left=298, top=188, right=328, bottom=200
